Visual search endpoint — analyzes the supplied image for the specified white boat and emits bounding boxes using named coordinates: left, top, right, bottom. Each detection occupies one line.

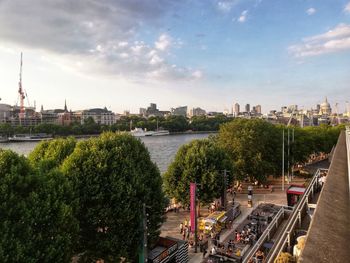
left=152, top=130, right=170, bottom=136
left=8, top=133, right=53, bottom=142
left=130, top=128, right=170, bottom=137
left=130, top=128, right=154, bottom=137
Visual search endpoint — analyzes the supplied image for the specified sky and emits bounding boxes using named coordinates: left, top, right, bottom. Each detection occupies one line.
left=0, top=0, right=349, bottom=114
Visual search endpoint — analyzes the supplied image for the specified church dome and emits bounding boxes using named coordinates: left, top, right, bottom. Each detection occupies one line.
left=320, top=97, right=331, bottom=115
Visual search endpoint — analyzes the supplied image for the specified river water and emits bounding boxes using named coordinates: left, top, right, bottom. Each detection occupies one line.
left=0, top=133, right=211, bottom=174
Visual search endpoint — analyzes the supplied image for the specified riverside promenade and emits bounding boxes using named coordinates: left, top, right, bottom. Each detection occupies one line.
left=161, top=188, right=289, bottom=263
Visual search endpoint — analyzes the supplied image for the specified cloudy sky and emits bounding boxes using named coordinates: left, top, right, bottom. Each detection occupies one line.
left=0, top=0, right=349, bottom=113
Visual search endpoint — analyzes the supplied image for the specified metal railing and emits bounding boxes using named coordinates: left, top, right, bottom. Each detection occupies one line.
left=345, top=126, right=350, bottom=198
left=242, top=206, right=287, bottom=263
left=266, top=168, right=328, bottom=262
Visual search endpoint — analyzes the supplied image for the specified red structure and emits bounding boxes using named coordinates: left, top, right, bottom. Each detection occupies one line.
left=286, top=184, right=306, bottom=206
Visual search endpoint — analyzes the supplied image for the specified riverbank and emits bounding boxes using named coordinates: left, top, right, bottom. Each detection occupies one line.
left=51, top=130, right=218, bottom=139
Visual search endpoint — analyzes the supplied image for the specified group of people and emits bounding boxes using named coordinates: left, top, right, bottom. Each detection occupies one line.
left=179, top=220, right=191, bottom=240
left=234, top=225, right=258, bottom=245
left=210, top=243, right=241, bottom=258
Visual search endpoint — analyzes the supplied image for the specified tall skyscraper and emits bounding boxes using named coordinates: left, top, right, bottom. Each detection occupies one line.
left=234, top=103, right=240, bottom=116
left=255, top=105, right=262, bottom=114
left=245, top=104, right=250, bottom=113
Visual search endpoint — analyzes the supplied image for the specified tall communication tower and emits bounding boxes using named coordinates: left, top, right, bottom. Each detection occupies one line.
left=18, top=52, right=26, bottom=123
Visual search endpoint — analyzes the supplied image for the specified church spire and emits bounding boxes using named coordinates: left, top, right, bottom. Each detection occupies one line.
left=64, top=99, right=68, bottom=112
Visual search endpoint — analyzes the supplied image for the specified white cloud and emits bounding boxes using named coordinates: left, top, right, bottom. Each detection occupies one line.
left=345, top=2, right=350, bottom=13
left=217, top=0, right=239, bottom=13
left=118, top=41, right=128, bottom=48
left=155, top=34, right=171, bottom=51
left=149, top=54, right=163, bottom=65
left=192, top=70, right=203, bottom=79
left=288, top=24, right=350, bottom=57
left=306, top=8, right=316, bottom=15
left=0, top=0, right=201, bottom=82
left=238, top=10, right=248, bottom=23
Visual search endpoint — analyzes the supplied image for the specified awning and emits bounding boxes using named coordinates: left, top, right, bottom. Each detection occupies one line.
left=287, top=186, right=306, bottom=195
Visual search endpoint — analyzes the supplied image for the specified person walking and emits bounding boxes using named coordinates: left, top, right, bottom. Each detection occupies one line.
left=179, top=222, right=183, bottom=234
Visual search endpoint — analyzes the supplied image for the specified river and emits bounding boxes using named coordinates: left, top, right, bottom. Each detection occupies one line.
left=0, top=133, right=212, bottom=174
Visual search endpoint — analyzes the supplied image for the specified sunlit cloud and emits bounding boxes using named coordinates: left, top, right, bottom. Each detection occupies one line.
left=238, top=10, right=248, bottom=23
left=306, top=8, right=316, bottom=16
left=288, top=24, right=350, bottom=57
left=345, top=2, right=350, bottom=13
left=0, top=0, right=200, bottom=82
left=217, top=0, right=239, bottom=13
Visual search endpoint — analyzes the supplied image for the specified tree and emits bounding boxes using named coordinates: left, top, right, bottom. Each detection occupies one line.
left=0, top=149, right=78, bottom=263
left=163, top=138, right=232, bottom=206
left=218, top=119, right=281, bottom=183
left=61, top=132, right=166, bottom=262
left=28, top=137, right=77, bottom=170
left=162, top=115, right=189, bottom=132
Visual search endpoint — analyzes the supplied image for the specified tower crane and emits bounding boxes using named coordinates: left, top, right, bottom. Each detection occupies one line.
left=346, top=101, right=350, bottom=119
left=334, top=102, right=340, bottom=125
left=18, top=52, right=25, bottom=121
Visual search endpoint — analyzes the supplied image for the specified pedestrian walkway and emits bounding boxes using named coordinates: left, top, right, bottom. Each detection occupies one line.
left=161, top=190, right=288, bottom=263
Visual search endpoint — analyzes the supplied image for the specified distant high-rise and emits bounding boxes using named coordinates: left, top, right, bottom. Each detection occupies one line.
left=234, top=103, right=240, bottom=116
left=190, top=107, right=206, bottom=117
left=139, top=108, right=146, bottom=116
left=316, top=104, right=320, bottom=112
left=245, top=104, right=250, bottom=113
left=171, top=106, right=188, bottom=117
left=255, top=105, right=262, bottom=114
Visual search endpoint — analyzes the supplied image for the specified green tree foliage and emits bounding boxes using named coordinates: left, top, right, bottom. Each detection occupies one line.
left=161, top=115, right=189, bottom=132
left=189, top=115, right=232, bottom=131
left=218, top=119, right=282, bottom=182
left=61, top=132, right=166, bottom=261
left=28, top=137, right=77, bottom=170
left=0, top=149, right=78, bottom=263
left=164, top=139, right=232, bottom=206
left=0, top=123, right=13, bottom=136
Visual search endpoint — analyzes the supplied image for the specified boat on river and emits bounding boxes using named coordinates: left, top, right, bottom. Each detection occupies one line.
left=130, top=128, right=169, bottom=137
left=152, top=130, right=170, bottom=136
left=8, top=133, right=53, bottom=142
left=0, top=135, right=9, bottom=143
left=130, top=128, right=154, bottom=137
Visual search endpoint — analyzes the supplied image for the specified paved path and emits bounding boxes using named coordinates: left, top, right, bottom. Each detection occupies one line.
left=161, top=191, right=288, bottom=263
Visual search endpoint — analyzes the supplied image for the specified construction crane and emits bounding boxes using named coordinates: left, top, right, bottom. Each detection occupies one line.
left=287, top=107, right=296, bottom=126
left=346, top=101, right=350, bottom=119
left=334, top=102, right=340, bottom=125
left=18, top=52, right=25, bottom=122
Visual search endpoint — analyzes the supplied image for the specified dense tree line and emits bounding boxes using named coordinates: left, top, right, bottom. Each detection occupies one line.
left=0, top=133, right=166, bottom=262
left=0, top=115, right=232, bottom=137
left=164, top=119, right=345, bottom=208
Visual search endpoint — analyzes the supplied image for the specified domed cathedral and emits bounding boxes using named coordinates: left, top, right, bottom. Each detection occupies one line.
left=319, top=97, right=332, bottom=115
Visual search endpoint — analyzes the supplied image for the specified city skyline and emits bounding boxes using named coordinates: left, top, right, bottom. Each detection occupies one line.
left=0, top=0, right=350, bottom=113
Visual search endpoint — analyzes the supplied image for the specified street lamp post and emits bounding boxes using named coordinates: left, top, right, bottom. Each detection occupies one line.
left=222, top=170, right=228, bottom=211
left=194, top=184, right=198, bottom=253
left=282, top=129, right=285, bottom=191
